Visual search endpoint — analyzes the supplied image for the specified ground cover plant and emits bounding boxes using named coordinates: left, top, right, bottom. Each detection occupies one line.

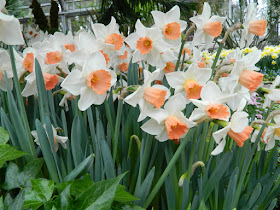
left=0, top=0, right=280, bottom=209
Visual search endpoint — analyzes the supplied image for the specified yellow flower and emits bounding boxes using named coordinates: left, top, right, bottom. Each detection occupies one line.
left=272, top=54, right=277, bottom=59
left=272, top=60, right=276, bottom=65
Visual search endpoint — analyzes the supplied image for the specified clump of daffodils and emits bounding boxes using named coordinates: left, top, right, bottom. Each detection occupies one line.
left=2, top=1, right=279, bottom=156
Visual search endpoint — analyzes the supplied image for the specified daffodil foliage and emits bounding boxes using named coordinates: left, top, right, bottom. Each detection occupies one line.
left=0, top=0, right=279, bottom=209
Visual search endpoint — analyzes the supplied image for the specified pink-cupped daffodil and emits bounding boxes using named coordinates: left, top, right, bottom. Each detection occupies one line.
left=141, top=93, right=196, bottom=142
left=0, top=0, right=24, bottom=45
left=211, top=111, right=253, bottom=155
left=189, top=2, right=226, bottom=50
left=166, top=63, right=212, bottom=103
left=189, top=81, right=235, bottom=122
left=240, top=3, right=267, bottom=48
left=91, top=17, right=124, bottom=51
left=219, top=49, right=263, bottom=94
left=125, top=19, right=171, bottom=67
left=124, top=69, right=170, bottom=122
left=262, top=75, right=280, bottom=108
left=151, top=5, right=187, bottom=46
left=261, top=115, right=280, bottom=151
left=31, top=125, right=68, bottom=152
left=61, top=51, right=117, bottom=111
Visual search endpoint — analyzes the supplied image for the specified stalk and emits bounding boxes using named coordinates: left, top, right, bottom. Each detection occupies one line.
left=143, top=127, right=196, bottom=208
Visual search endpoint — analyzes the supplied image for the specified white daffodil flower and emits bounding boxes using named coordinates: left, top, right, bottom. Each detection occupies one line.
left=61, top=51, right=117, bottom=111
left=189, top=2, right=226, bottom=50
left=262, top=75, right=280, bottom=108
left=0, top=0, right=24, bottom=45
left=124, top=69, right=170, bottom=122
left=125, top=19, right=170, bottom=67
left=31, top=124, right=68, bottom=151
left=211, top=111, right=253, bottom=155
left=189, top=81, right=235, bottom=122
left=141, top=93, right=196, bottom=142
left=166, top=63, right=211, bottom=103
left=240, top=3, right=267, bottom=48
left=151, top=5, right=187, bottom=46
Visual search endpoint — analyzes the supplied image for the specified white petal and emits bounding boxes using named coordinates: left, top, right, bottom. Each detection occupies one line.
left=0, top=13, right=24, bottom=45
left=141, top=119, right=164, bottom=135
left=200, top=81, right=221, bottom=102
left=148, top=108, right=169, bottom=124
left=202, top=2, right=211, bottom=19
left=165, top=71, right=185, bottom=90
left=230, top=111, right=248, bottom=133
left=85, top=51, right=107, bottom=71
left=211, top=138, right=226, bottom=156
left=124, top=87, right=144, bottom=107
left=61, top=70, right=83, bottom=96
left=213, top=126, right=230, bottom=144
left=164, top=93, right=186, bottom=114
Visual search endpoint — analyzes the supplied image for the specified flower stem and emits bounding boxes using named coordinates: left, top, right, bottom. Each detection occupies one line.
left=143, top=127, right=196, bottom=208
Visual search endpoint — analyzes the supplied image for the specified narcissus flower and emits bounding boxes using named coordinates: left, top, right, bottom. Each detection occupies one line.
left=31, top=125, right=68, bottom=151
left=262, top=75, right=280, bottom=108
left=61, top=51, right=117, bottom=111
left=190, top=2, right=226, bottom=49
left=166, top=64, right=211, bottom=103
left=261, top=115, right=280, bottom=151
left=0, top=0, right=24, bottom=45
left=141, top=93, right=196, bottom=142
left=124, top=69, right=170, bottom=122
left=189, top=81, right=235, bottom=122
left=151, top=5, right=187, bottom=46
left=240, top=3, right=267, bottom=48
left=125, top=19, right=170, bottom=67
left=211, top=111, right=253, bottom=155
left=92, top=17, right=124, bottom=51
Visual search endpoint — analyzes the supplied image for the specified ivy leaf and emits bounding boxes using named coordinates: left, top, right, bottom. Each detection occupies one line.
left=114, top=185, right=139, bottom=203
left=24, top=179, right=55, bottom=209
left=0, top=126, right=9, bottom=145
left=0, top=145, right=26, bottom=168
left=74, top=172, right=127, bottom=209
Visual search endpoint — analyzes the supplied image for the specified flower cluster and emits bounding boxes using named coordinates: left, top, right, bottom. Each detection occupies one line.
left=1, top=1, right=279, bottom=156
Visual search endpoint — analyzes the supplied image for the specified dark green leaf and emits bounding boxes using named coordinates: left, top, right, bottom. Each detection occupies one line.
left=74, top=172, right=126, bottom=209
left=63, top=154, right=94, bottom=182
left=8, top=190, right=25, bottom=210
left=0, top=126, right=9, bottom=145
left=24, top=179, right=55, bottom=209
left=0, top=145, right=26, bottom=168
left=114, top=185, right=139, bottom=202
left=3, top=163, right=25, bottom=190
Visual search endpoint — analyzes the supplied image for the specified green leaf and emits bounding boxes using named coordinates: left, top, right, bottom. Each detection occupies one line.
left=111, top=202, right=145, bottom=210
left=3, top=163, right=25, bottom=190
left=0, top=126, right=9, bottom=145
left=24, top=179, right=55, bottom=209
left=8, top=190, right=25, bottom=210
left=74, top=172, right=127, bottom=209
left=63, top=154, right=94, bottom=182
left=2, top=159, right=44, bottom=190
left=223, top=167, right=239, bottom=210
left=0, top=145, right=27, bottom=167
left=0, top=196, right=4, bottom=209
left=114, top=185, right=139, bottom=203
left=242, top=183, right=262, bottom=209
left=203, top=151, right=233, bottom=200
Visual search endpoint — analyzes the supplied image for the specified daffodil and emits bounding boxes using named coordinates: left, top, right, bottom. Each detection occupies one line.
left=151, top=5, right=187, bottom=46
left=189, top=2, right=226, bottom=50
left=189, top=81, right=235, bottom=122
left=240, top=3, right=267, bottom=48
left=61, top=51, right=116, bottom=111
left=0, top=0, right=24, bottom=45
left=124, top=69, right=170, bottom=122
left=141, top=93, right=196, bottom=142
left=262, top=75, right=280, bottom=108
left=166, top=63, right=212, bottom=103
left=125, top=19, right=171, bottom=67
left=211, top=111, right=253, bottom=155
left=31, top=124, right=68, bottom=151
